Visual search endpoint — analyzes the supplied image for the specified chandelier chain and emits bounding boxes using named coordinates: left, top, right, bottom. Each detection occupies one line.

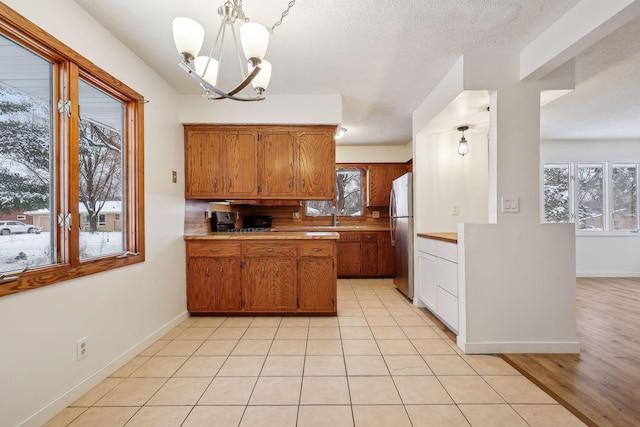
left=233, top=0, right=296, bottom=32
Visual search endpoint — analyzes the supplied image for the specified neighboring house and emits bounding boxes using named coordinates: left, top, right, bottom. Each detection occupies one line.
left=26, top=201, right=122, bottom=232
left=0, top=212, right=33, bottom=224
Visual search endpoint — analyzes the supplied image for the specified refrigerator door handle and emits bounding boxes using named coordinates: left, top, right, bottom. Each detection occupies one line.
left=389, top=188, right=396, bottom=246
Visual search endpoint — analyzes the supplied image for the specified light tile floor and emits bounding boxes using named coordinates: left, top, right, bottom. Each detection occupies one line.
left=44, top=278, right=586, bottom=427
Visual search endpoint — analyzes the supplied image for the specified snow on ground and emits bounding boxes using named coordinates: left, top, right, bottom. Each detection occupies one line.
left=0, top=232, right=123, bottom=273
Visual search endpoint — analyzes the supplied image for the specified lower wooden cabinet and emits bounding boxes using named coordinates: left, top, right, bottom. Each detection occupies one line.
left=298, top=257, right=336, bottom=311
left=244, top=258, right=296, bottom=311
left=187, top=251, right=242, bottom=312
left=336, top=231, right=394, bottom=277
left=186, top=239, right=336, bottom=315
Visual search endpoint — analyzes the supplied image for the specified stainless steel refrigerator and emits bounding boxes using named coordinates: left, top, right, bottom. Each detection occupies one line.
left=389, top=172, right=413, bottom=299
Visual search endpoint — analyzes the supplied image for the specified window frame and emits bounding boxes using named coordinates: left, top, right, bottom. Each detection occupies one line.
left=541, top=160, right=639, bottom=235
left=0, top=4, right=145, bottom=297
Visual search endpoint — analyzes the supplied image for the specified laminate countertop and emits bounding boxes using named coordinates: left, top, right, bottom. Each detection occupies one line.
left=416, top=232, right=458, bottom=244
left=184, top=231, right=340, bottom=240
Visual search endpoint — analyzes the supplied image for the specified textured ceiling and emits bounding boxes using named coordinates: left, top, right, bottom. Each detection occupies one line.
left=70, top=0, right=639, bottom=145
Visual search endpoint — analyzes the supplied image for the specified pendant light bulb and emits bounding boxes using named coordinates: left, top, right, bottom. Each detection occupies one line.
left=457, top=126, right=469, bottom=156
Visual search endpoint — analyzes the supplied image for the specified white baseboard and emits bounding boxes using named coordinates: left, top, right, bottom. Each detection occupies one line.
left=456, top=337, right=580, bottom=354
left=577, top=272, right=640, bottom=278
left=20, top=311, right=189, bottom=427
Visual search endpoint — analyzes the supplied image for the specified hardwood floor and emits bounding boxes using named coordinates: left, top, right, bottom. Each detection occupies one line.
left=502, top=277, right=640, bottom=427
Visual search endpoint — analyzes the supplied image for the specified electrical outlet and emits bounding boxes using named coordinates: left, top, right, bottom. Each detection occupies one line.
left=372, top=210, right=380, bottom=219
left=452, top=205, right=459, bottom=216
left=292, top=212, right=300, bottom=219
left=171, top=170, right=177, bottom=183
left=77, top=337, right=88, bottom=360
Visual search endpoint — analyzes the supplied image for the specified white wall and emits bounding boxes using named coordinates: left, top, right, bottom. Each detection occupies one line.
left=178, top=93, right=341, bottom=125
left=0, top=2, right=187, bottom=426
left=541, top=139, right=640, bottom=276
left=414, top=131, right=489, bottom=233
left=412, top=54, right=578, bottom=354
left=336, top=143, right=412, bottom=163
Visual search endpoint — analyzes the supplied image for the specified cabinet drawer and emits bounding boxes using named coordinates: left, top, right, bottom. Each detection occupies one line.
left=437, top=287, right=459, bottom=332
left=299, top=242, right=334, bottom=257
left=187, top=242, right=241, bottom=257
left=436, top=241, right=457, bottom=263
left=436, top=258, right=458, bottom=297
left=416, top=237, right=437, bottom=255
left=361, top=233, right=378, bottom=242
left=243, top=243, right=296, bottom=257
left=339, top=232, right=361, bottom=242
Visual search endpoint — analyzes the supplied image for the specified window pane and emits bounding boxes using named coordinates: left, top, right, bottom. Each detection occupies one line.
left=78, top=80, right=124, bottom=259
left=543, top=164, right=571, bottom=222
left=577, top=164, right=605, bottom=231
left=306, top=200, right=332, bottom=216
left=336, top=170, right=363, bottom=216
left=0, top=35, right=54, bottom=273
left=611, top=164, right=638, bottom=231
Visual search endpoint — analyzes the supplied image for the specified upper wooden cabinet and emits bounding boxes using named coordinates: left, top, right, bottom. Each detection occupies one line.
left=184, top=125, right=335, bottom=200
left=260, top=130, right=296, bottom=197
left=367, top=163, right=407, bottom=206
left=184, top=131, right=224, bottom=197
left=297, top=129, right=335, bottom=199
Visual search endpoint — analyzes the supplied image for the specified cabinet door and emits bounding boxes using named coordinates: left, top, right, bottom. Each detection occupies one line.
left=244, top=259, right=296, bottom=310
left=297, top=128, right=335, bottom=199
left=298, top=258, right=336, bottom=311
left=417, top=252, right=437, bottom=312
left=185, top=131, right=223, bottom=197
left=260, top=130, right=296, bottom=197
left=187, top=257, right=242, bottom=312
left=367, top=164, right=407, bottom=206
left=361, top=233, right=378, bottom=275
left=224, top=130, right=259, bottom=196
left=377, top=231, right=394, bottom=276
left=337, top=241, right=360, bottom=277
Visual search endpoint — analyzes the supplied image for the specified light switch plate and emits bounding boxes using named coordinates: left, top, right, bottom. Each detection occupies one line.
left=372, top=211, right=380, bottom=219
left=502, top=196, right=519, bottom=213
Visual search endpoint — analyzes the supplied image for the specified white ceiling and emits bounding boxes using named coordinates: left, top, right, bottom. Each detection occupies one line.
left=69, top=0, right=640, bottom=145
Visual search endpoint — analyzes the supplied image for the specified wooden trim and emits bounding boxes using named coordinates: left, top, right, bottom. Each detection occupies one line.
left=0, top=3, right=145, bottom=297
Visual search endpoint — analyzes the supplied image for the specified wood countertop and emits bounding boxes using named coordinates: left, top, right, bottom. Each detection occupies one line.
left=271, top=225, right=390, bottom=232
left=417, top=232, right=458, bottom=243
left=184, top=231, right=340, bottom=240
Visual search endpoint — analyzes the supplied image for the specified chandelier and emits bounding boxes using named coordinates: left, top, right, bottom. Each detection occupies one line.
left=172, top=1, right=296, bottom=101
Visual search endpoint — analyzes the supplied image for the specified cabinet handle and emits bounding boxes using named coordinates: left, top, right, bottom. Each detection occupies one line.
left=205, top=266, right=209, bottom=276
left=312, top=248, right=321, bottom=252
left=275, top=265, right=279, bottom=275
left=227, top=178, right=231, bottom=189
left=301, top=178, right=305, bottom=190
left=262, top=264, right=265, bottom=276
left=288, top=177, right=292, bottom=189
left=220, top=265, right=223, bottom=277
left=267, top=248, right=274, bottom=252
left=214, top=178, right=217, bottom=190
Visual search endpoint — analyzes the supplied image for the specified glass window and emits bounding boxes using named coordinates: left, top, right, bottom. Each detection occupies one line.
left=543, top=164, right=571, bottom=223
left=577, top=164, right=605, bottom=231
left=78, top=79, right=124, bottom=259
left=0, top=7, right=144, bottom=297
left=611, top=164, right=638, bottom=231
left=306, top=169, right=364, bottom=217
left=0, top=34, right=54, bottom=274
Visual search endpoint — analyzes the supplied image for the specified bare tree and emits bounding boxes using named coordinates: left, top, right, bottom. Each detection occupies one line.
left=78, top=120, right=122, bottom=232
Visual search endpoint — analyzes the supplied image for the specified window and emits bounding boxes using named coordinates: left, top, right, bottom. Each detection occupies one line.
left=542, top=162, right=639, bottom=233
left=306, top=169, right=364, bottom=217
left=0, top=5, right=144, bottom=297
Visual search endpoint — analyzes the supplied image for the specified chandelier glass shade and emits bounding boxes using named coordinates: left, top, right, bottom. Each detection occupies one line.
left=172, top=1, right=294, bottom=101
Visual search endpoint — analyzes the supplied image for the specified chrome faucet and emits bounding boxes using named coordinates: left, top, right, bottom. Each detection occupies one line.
left=332, top=205, right=339, bottom=226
